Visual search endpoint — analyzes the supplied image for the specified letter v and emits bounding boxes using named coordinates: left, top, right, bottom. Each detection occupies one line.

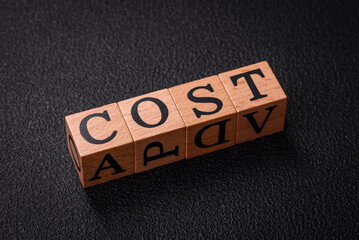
left=243, top=105, right=277, bottom=133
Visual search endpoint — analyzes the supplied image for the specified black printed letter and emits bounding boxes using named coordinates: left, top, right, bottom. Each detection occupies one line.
left=80, top=110, right=117, bottom=144
left=68, top=135, right=81, bottom=172
left=143, top=142, right=179, bottom=166
left=243, top=105, right=277, bottom=133
left=90, top=154, right=126, bottom=181
left=187, top=84, right=223, bottom=118
left=131, top=97, right=168, bottom=128
left=195, top=119, right=230, bottom=148
left=230, top=69, right=268, bottom=101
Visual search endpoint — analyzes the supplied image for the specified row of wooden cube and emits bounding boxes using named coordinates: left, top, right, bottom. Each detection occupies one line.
left=65, top=61, right=287, bottom=188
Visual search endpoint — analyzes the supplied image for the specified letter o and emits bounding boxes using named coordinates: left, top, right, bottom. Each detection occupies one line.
left=68, top=135, right=81, bottom=172
left=131, top=97, right=169, bottom=128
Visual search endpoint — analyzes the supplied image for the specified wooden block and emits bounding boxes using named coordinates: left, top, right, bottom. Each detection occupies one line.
left=118, top=89, right=186, bottom=173
left=169, top=76, right=237, bottom=158
left=218, top=61, right=287, bottom=144
left=65, top=103, right=134, bottom=188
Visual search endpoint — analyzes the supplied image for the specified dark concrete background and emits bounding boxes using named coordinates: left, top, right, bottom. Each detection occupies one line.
left=1, top=0, right=358, bottom=239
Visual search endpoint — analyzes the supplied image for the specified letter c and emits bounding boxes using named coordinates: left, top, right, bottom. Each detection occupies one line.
left=80, top=110, right=117, bottom=144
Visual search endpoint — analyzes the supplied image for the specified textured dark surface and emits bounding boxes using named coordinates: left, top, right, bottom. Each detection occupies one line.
left=1, top=0, right=358, bottom=239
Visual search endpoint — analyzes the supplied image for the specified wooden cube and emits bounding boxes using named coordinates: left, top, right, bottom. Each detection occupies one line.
left=218, top=61, right=287, bottom=144
left=65, top=103, right=135, bottom=188
left=65, top=61, right=288, bottom=188
left=169, top=76, right=237, bottom=158
left=118, top=89, right=186, bottom=173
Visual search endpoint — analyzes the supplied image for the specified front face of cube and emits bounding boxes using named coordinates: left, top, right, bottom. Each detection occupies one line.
left=169, top=75, right=237, bottom=159
left=118, top=89, right=186, bottom=173
left=219, top=61, right=287, bottom=144
left=65, top=103, right=135, bottom=188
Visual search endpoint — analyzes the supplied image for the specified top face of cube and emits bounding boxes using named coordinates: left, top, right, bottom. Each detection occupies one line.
left=169, top=75, right=236, bottom=127
left=65, top=103, right=133, bottom=157
left=218, top=61, right=287, bottom=112
left=117, top=89, right=186, bottom=141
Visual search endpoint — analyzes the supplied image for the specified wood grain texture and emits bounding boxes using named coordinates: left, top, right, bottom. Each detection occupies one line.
left=65, top=103, right=135, bottom=187
left=169, top=75, right=236, bottom=158
left=118, top=89, right=186, bottom=173
left=64, top=62, right=286, bottom=186
left=218, top=61, right=287, bottom=144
